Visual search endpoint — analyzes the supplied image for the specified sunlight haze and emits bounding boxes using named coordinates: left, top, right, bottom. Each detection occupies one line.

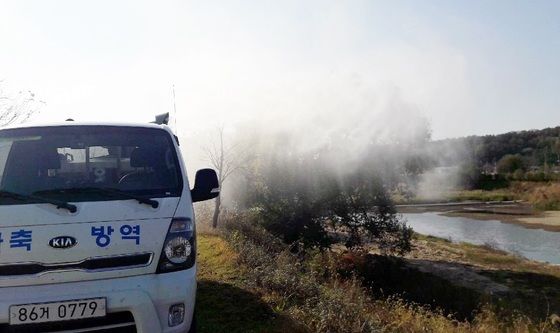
left=1, top=0, right=559, bottom=139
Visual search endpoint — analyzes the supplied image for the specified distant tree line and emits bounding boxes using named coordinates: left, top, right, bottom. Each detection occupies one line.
left=431, top=126, right=560, bottom=187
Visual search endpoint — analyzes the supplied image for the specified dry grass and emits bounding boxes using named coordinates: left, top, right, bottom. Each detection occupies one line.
left=196, top=234, right=306, bottom=333
left=449, top=181, right=560, bottom=211
left=450, top=189, right=517, bottom=203
left=412, top=235, right=524, bottom=270
left=525, top=183, right=560, bottom=211
left=216, top=216, right=560, bottom=333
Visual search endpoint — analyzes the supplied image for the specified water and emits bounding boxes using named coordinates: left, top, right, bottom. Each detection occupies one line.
left=403, top=212, right=560, bottom=264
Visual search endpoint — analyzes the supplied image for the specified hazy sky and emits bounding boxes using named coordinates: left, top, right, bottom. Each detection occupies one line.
left=1, top=0, right=559, bottom=139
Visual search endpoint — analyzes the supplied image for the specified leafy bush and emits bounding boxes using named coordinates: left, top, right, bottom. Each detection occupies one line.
left=241, top=152, right=412, bottom=254
left=458, top=162, right=482, bottom=190
left=476, top=174, right=510, bottom=190
left=326, top=172, right=413, bottom=254
left=497, top=154, right=526, bottom=174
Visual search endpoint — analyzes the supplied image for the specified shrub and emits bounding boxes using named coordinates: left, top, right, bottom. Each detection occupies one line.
left=512, top=169, right=526, bottom=181
left=246, top=159, right=412, bottom=254
left=527, top=183, right=560, bottom=211
left=477, top=174, right=510, bottom=190
left=497, top=154, right=526, bottom=174
left=326, top=172, right=413, bottom=254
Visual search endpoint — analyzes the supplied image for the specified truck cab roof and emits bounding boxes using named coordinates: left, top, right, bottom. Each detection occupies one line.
left=1, top=121, right=173, bottom=132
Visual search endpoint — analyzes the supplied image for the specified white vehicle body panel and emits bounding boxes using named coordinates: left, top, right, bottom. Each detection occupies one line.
left=0, top=269, right=196, bottom=332
left=0, top=122, right=200, bottom=332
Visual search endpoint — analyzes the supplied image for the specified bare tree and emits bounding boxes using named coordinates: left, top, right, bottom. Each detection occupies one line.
left=204, top=127, right=244, bottom=228
left=0, top=81, right=44, bottom=127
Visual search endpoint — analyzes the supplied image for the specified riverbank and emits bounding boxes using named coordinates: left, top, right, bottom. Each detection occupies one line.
left=450, top=182, right=560, bottom=211
left=197, top=211, right=560, bottom=333
left=395, top=181, right=560, bottom=231
left=404, top=234, right=560, bottom=321
left=195, top=221, right=559, bottom=332
left=398, top=201, right=560, bottom=232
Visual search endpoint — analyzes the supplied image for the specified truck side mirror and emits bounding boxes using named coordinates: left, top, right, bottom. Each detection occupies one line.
left=191, top=168, right=220, bottom=202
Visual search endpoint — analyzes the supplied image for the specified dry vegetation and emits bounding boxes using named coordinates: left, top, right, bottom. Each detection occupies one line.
left=449, top=181, right=560, bottom=211
left=196, top=233, right=305, bottom=333
left=195, top=212, right=560, bottom=333
left=523, top=183, right=560, bottom=211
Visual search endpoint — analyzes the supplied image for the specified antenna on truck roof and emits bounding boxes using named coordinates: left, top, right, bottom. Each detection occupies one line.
left=172, top=84, right=177, bottom=130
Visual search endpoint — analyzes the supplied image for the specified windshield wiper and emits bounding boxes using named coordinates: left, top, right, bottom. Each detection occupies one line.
left=0, top=190, right=77, bottom=213
left=89, top=187, right=160, bottom=208
left=35, top=187, right=159, bottom=209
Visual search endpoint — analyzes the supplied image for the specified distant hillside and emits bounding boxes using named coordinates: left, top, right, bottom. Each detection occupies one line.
left=432, top=126, right=560, bottom=169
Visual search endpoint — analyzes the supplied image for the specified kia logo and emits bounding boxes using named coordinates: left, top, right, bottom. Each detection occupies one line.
left=49, top=236, right=77, bottom=249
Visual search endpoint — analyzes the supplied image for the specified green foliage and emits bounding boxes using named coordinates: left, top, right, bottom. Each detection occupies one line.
left=326, top=172, right=413, bottom=254
left=477, top=174, right=509, bottom=190
left=433, top=127, right=560, bottom=176
left=243, top=153, right=412, bottom=254
left=247, top=155, right=335, bottom=250
left=497, top=154, right=526, bottom=174
left=450, top=189, right=516, bottom=202
left=512, top=169, right=525, bottom=180
left=525, top=171, right=559, bottom=182
left=458, top=162, right=482, bottom=189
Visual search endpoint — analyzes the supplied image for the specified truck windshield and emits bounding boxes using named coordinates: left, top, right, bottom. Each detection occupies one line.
left=0, top=126, right=183, bottom=205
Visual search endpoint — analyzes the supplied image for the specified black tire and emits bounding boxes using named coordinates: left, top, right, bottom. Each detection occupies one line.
left=188, top=311, right=197, bottom=333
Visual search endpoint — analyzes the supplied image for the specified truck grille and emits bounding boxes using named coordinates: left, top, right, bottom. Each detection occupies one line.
left=0, top=311, right=136, bottom=333
left=0, top=253, right=153, bottom=277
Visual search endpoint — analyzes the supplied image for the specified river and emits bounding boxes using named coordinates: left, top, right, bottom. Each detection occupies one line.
left=403, top=212, right=560, bottom=264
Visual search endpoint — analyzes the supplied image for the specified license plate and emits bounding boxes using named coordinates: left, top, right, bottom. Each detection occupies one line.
left=9, top=298, right=106, bottom=325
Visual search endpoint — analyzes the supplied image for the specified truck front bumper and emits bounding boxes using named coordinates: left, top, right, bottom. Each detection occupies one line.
left=0, top=267, right=196, bottom=333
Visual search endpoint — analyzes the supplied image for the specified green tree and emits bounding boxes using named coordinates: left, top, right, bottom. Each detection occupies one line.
left=458, top=161, right=481, bottom=189
left=497, top=154, right=525, bottom=174
left=247, top=149, right=412, bottom=254
left=554, top=138, right=560, bottom=165
left=327, top=172, right=412, bottom=254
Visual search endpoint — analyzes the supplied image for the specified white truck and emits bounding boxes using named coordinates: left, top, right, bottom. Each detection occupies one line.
left=0, top=120, right=219, bottom=332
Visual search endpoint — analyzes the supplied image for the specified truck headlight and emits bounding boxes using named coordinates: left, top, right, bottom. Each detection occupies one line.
left=157, top=218, right=196, bottom=273
left=164, top=236, right=192, bottom=264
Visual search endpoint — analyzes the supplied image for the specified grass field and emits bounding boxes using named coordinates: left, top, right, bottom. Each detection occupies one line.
left=195, top=234, right=303, bottom=333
